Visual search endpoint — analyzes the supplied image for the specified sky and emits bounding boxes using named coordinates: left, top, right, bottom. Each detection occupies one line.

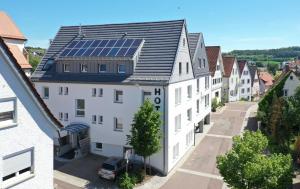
left=2, top=0, right=300, bottom=52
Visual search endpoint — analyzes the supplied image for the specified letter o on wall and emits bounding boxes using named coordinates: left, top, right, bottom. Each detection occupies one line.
left=154, top=97, right=161, bottom=104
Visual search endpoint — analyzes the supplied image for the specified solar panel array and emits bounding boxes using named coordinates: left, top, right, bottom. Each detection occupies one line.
left=59, top=39, right=143, bottom=57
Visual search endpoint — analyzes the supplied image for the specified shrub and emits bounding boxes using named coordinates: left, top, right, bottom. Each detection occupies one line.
left=130, top=170, right=145, bottom=184
left=117, top=173, right=135, bottom=189
left=211, top=98, right=218, bottom=112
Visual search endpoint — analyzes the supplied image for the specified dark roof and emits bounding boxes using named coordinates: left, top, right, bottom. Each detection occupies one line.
left=32, top=20, right=186, bottom=84
left=222, top=56, right=236, bottom=77
left=248, top=64, right=257, bottom=86
left=237, top=60, right=247, bottom=76
left=205, top=46, right=220, bottom=76
left=0, top=37, right=62, bottom=128
left=187, top=33, right=200, bottom=60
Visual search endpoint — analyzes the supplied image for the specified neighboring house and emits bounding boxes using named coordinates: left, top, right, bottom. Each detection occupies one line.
left=283, top=71, right=300, bottom=97
left=31, top=20, right=211, bottom=175
left=258, top=71, right=274, bottom=94
left=206, top=46, right=224, bottom=103
left=248, top=64, right=260, bottom=100
left=238, top=60, right=252, bottom=101
left=0, top=12, right=32, bottom=76
left=222, top=56, right=240, bottom=102
left=0, top=37, right=61, bottom=189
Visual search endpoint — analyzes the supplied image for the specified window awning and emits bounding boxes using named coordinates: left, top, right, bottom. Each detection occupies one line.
left=61, top=123, right=89, bottom=134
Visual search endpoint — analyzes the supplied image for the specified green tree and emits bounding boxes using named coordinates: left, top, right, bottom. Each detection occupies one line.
left=217, top=131, right=293, bottom=189
left=267, top=63, right=278, bottom=75
left=128, top=99, right=162, bottom=173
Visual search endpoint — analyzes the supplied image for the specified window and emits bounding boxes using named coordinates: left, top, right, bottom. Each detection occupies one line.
left=43, top=87, right=49, bottom=99
left=290, top=76, right=293, bottom=80
left=241, top=79, right=245, bottom=84
left=2, top=149, right=34, bottom=185
left=42, top=59, right=54, bottom=71
left=187, top=108, right=192, bottom=121
left=173, top=143, right=179, bottom=159
left=92, top=88, right=97, bottom=97
left=59, top=87, right=63, bottom=95
left=175, top=88, right=181, bottom=105
left=203, top=59, right=206, bottom=68
left=63, top=63, right=70, bottom=72
left=75, top=99, right=85, bottom=117
left=96, top=143, right=102, bottom=150
left=118, top=64, right=126, bottom=73
left=243, top=71, right=248, bottom=75
left=187, top=85, right=192, bottom=99
left=215, top=91, right=219, bottom=97
left=64, top=87, right=69, bottom=95
left=0, top=98, right=16, bottom=125
left=92, top=115, right=97, bottom=124
left=99, top=64, right=107, bottom=72
left=197, top=79, right=199, bottom=92
left=196, top=99, right=199, bottom=113
left=284, top=89, right=288, bottom=96
left=143, top=91, right=152, bottom=102
left=179, top=62, right=182, bottom=75
left=114, top=90, right=123, bottom=103
left=59, top=112, right=63, bottom=120
left=186, top=62, right=189, bottom=74
left=198, top=58, right=202, bottom=68
left=80, top=64, right=88, bottom=72
left=247, top=88, right=250, bottom=92
left=247, top=79, right=250, bottom=84
left=99, top=88, right=103, bottom=97
left=205, top=94, right=209, bottom=107
left=98, top=115, right=103, bottom=124
left=114, top=117, right=123, bottom=131
left=242, top=88, right=245, bottom=94
left=175, top=114, right=181, bottom=132
left=64, top=113, right=68, bottom=121
left=205, top=76, right=209, bottom=89
left=216, top=65, right=220, bottom=70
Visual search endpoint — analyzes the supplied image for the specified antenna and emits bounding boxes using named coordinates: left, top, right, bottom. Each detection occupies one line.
left=78, top=23, right=85, bottom=38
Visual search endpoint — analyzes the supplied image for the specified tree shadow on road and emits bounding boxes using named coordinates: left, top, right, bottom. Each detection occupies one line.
left=244, top=116, right=258, bottom=132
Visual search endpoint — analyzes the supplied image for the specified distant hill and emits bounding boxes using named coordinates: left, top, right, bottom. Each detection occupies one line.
left=25, top=47, right=46, bottom=71
left=225, top=46, right=300, bottom=66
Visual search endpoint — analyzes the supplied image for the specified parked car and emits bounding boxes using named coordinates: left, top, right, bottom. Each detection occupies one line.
left=98, top=157, right=127, bottom=180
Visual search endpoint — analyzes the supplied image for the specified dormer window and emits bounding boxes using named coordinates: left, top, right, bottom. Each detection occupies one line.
left=63, top=63, right=70, bottom=72
left=118, top=64, right=126, bottom=73
left=99, top=64, right=107, bottom=73
left=80, top=64, right=88, bottom=72
left=42, top=59, right=54, bottom=71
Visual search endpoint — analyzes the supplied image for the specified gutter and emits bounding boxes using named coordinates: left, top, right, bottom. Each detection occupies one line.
left=163, top=86, right=168, bottom=175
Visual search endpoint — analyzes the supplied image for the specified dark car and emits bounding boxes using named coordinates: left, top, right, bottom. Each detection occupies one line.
left=98, top=157, right=126, bottom=180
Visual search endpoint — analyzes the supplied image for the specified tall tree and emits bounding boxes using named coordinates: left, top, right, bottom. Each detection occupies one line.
left=128, top=99, right=162, bottom=173
left=217, top=131, right=293, bottom=189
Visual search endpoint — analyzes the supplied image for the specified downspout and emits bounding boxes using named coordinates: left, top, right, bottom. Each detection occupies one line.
left=163, top=86, right=168, bottom=175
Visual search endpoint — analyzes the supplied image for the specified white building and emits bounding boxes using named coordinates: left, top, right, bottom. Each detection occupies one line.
left=206, top=46, right=224, bottom=102
left=0, top=38, right=61, bottom=189
left=283, top=71, right=300, bottom=97
left=238, top=61, right=252, bottom=101
left=248, top=64, right=260, bottom=100
left=31, top=20, right=211, bottom=175
left=222, top=56, right=240, bottom=102
left=0, top=12, right=32, bottom=76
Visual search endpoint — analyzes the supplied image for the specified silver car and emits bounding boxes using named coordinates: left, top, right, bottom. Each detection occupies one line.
left=98, top=157, right=126, bottom=180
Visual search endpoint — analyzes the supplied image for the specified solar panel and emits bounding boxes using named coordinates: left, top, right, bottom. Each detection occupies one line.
left=60, top=38, right=143, bottom=58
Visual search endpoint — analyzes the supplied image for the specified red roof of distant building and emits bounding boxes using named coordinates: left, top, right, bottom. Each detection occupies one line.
left=0, top=12, right=26, bottom=40
left=259, top=71, right=274, bottom=86
left=206, top=46, right=220, bottom=76
left=222, top=56, right=236, bottom=77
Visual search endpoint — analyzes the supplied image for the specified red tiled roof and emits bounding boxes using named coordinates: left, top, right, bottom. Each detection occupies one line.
left=0, top=12, right=26, bottom=40
left=0, top=37, right=62, bottom=128
left=7, top=44, right=32, bottom=69
left=259, top=71, right=274, bottom=86
left=222, top=56, right=236, bottom=77
left=237, top=60, right=247, bottom=75
left=206, top=46, right=221, bottom=77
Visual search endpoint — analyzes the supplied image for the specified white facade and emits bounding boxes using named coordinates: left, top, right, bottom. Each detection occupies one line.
left=223, top=60, right=240, bottom=102
left=0, top=46, right=57, bottom=189
left=211, top=53, right=223, bottom=102
left=252, top=70, right=260, bottom=98
left=239, top=64, right=252, bottom=101
left=283, top=72, right=300, bottom=97
left=33, top=24, right=211, bottom=174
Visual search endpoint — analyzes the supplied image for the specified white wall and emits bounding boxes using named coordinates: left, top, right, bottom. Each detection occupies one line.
left=252, top=71, right=260, bottom=97
left=283, top=72, right=300, bottom=97
left=239, top=64, right=252, bottom=101
left=3, top=39, right=25, bottom=52
left=211, top=58, right=223, bottom=102
left=0, top=53, right=55, bottom=189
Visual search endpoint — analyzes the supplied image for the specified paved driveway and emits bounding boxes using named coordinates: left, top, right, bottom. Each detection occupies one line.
left=54, top=154, right=117, bottom=189
left=161, top=102, right=256, bottom=189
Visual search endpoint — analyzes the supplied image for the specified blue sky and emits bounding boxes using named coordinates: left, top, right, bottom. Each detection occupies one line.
left=2, top=0, right=300, bottom=52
